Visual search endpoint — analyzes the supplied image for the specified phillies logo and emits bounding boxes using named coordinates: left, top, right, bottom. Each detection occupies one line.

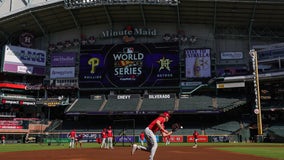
left=19, top=32, right=34, bottom=48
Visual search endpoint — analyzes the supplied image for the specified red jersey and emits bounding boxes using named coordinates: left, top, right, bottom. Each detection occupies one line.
left=69, top=130, right=76, bottom=138
left=107, top=129, right=113, bottom=137
left=101, top=131, right=107, bottom=138
left=193, top=131, right=199, bottom=139
left=1, top=136, right=5, bottom=140
left=140, top=132, right=145, bottom=140
left=148, top=116, right=165, bottom=133
left=77, top=134, right=83, bottom=140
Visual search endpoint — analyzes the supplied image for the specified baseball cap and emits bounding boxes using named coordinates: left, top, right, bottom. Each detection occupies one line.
left=163, top=112, right=170, bottom=118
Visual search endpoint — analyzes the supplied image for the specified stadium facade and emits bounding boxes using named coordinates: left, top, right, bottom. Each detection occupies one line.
left=0, top=0, right=284, bottom=143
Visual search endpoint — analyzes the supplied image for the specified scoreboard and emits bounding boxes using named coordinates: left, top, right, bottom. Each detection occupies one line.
left=79, top=42, right=179, bottom=89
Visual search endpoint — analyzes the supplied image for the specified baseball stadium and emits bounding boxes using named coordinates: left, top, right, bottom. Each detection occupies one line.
left=0, top=0, right=284, bottom=160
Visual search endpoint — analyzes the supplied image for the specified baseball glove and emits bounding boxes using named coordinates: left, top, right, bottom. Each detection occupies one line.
left=171, top=123, right=181, bottom=132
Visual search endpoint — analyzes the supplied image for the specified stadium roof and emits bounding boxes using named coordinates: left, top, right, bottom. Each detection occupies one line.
left=0, top=0, right=284, bottom=46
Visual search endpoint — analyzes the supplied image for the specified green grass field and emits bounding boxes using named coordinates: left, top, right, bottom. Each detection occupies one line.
left=0, top=142, right=283, bottom=159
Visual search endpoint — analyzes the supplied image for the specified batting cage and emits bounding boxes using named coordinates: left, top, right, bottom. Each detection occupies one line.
left=112, top=119, right=135, bottom=147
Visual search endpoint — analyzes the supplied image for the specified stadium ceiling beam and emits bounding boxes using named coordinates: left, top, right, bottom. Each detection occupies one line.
left=213, top=1, right=217, bottom=36
left=0, top=29, right=8, bottom=45
left=248, top=0, right=257, bottom=49
left=140, top=5, right=146, bottom=26
left=104, top=6, right=113, bottom=27
left=195, top=0, right=284, bottom=4
left=176, top=4, right=180, bottom=29
left=68, top=10, right=80, bottom=30
left=29, top=11, right=46, bottom=36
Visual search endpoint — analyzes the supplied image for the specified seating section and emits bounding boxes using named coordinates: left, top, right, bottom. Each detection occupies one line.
left=140, top=94, right=176, bottom=111
left=221, top=99, right=247, bottom=112
left=65, top=94, right=246, bottom=113
left=268, top=124, right=284, bottom=137
left=178, top=95, right=213, bottom=110
left=66, top=95, right=105, bottom=113
left=206, top=121, right=241, bottom=135
left=262, top=100, right=284, bottom=110
left=216, top=97, right=241, bottom=108
left=102, top=94, right=141, bottom=112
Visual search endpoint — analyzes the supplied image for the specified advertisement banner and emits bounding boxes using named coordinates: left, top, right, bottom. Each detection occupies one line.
left=221, top=52, right=243, bottom=60
left=209, top=136, right=229, bottom=143
left=44, top=132, right=101, bottom=143
left=184, top=48, right=211, bottom=78
left=1, top=99, right=36, bottom=106
left=79, top=42, right=179, bottom=88
left=115, top=136, right=135, bottom=143
left=187, top=135, right=208, bottom=143
left=0, top=125, right=23, bottom=129
left=50, top=52, right=76, bottom=67
left=216, top=66, right=248, bottom=77
left=162, top=135, right=183, bottom=143
left=2, top=45, right=46, bottom=75
left=50, top=67, right=75, bottom=79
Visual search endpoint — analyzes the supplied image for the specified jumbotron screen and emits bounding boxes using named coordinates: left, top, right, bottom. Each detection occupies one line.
left=79, top=42, right=179, bottom=88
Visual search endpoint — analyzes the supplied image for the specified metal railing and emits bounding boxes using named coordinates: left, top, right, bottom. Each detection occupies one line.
left=64, top=0, right=179, bottom=9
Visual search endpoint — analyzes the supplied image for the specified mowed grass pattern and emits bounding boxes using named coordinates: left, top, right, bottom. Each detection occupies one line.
left=216, top=147, right=284, bottom=160
left=0, top=142, right=283, bottom=159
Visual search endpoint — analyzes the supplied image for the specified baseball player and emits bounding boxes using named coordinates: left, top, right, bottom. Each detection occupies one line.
left=161, top=123, right=170, bottom=145
left=107, top=126, right=114, bottom=149
left=131, top=112, right=173, bottom=160
left=68, top=129, right=76, bottom=148
left=165, top=134, right=171, bottom=145
left=75, top=133, right=83, bottom=148
left=139, top=131, right=145, bottom=146
left=193, top=130, right=199, bottom=148
left=100, top=128, right=107, bottom=149
left=1, top=135, right=5, bottom=145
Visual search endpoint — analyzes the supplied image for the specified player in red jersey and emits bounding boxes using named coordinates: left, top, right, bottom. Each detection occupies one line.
left=107, top=126, right=114, bottom=149
left=139, top=131, right=145, bottom=146
left=68, top=129, right=76, bottom=148
left=1, top=135, right=6, bottom=145
left=100, top=128, right=107, bottom=149
left=75, top=133, right=84, bottom=148
left=193, top=130, right=199, bottom=148
left=161, top=123, right=171, bottom=145
left=131, top=112, right=172, bottom=160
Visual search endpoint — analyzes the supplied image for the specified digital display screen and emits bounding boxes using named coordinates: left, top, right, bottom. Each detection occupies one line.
left=79, top=42, right=179, bottom=88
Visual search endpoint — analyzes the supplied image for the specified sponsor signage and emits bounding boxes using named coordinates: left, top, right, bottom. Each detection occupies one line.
left=79, top=42, right=179, bottom=88
left=221, top=52, right=243, bottom=60
left=101, top=26, right=157, bottom=38
left=216, top=66, right=248, bottom=76
left=108, top=94, right=140, bottom=99
left=115, top=136, right=135, bottom=143
left=50, top=67, right=75, bottom=79
left=50, top=52, right=76, bottom=67
left=2, top=45, right=46, bottom=75
left=43, top=101, right=61, bottom=107
left=187, top=135, right=208, bottom=143
left=0, top=125, right=23, bottom=129
left=184, top=48, right=211, bottom=78
left=217, top=82, right=245, bottom=88
left=257, top=44, right=284, bottom=60
left=162, top=135, right=183, bottom=143
left=0, top=120, right=22, bottom=126
left=146, top=94, right=174, bottom=99
left=210, top=136, right=229, bottom=142
left=1, top=99, right=36, bottom=105
left=0, top=83, right=26, bottom=89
